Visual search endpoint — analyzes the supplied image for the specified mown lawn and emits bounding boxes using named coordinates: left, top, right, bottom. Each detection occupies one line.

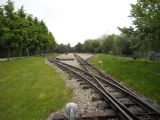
left=0, top=54, right=72, bottom=120
left=91, top=54, right=160, bottom=104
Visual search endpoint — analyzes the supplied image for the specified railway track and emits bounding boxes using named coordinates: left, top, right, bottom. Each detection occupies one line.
left=74, top=53, right=135, bottom=95
left=48, top=56, right=160, bottom=120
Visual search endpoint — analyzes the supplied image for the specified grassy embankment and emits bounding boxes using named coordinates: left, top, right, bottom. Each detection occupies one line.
left=0, top=54, right=72, bottom=120
left=91, top=54, right=160, bottom=104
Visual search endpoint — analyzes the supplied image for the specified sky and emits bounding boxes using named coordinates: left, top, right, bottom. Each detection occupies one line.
left=1, top=0, right=137, bottom=46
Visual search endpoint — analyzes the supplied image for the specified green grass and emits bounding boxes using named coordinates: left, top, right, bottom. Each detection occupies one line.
left=0, top=54, right=72, bottom=120
left=91, top=54, right=160, bottom=104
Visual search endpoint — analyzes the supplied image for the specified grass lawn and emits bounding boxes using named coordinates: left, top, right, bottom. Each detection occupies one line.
left=91, top=54, right=160, bottom=104
left=0, top=54, right=72, bottom=120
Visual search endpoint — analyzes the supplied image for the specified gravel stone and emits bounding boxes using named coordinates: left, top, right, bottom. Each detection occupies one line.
left=45, top=54, right=105, bottom=120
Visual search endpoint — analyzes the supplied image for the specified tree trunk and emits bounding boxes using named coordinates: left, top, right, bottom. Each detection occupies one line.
left=148, top=51, right=155, bottom=61
left=36, top=50, right=38, bottom=56
left=7, top=47, right=10, bottom=61
left=26, top=47, right=29, bottom=56
left=19, top=47, right=22, bottom=58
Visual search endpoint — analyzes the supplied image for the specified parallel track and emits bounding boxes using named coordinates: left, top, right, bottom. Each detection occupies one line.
left=74, top=53, right=134, bottom=95
left=49, top=58, right=132, bottom=120
left=48, top=55, right=160, bottom=120
left=74, top=54, right=160, bottom=120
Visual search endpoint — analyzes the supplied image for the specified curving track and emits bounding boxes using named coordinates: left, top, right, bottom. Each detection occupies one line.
left=48, top=54, right=160, bottom=120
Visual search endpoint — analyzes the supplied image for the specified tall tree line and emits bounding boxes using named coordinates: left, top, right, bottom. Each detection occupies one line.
left=0, top=0, right=56, bottom=58
left=73, top=34, right=131, bottom=56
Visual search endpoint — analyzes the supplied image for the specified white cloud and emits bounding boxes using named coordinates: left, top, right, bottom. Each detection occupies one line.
left=1, top=0, right=137, bottom=46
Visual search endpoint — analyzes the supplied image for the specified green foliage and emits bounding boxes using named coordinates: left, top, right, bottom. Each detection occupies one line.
left=82, top=39, right=101, bottom=53
left=0, top=54, right=72, bottom=120
left=0, top=0, right=56, bottom=58
left=54, top=43, right=72, bottom=53
left=74, top=35, right=132, bottom=56
left=101, top=34, right=115, bottom=53
left=130, top=0, right=160, bottom=51
left=112, top=36, right=129, bottom=55
left=74, top=42, right=83, bottom=52
left=91, top=54, right=160, bottom=104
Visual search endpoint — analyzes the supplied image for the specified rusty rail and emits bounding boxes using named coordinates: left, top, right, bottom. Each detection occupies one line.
left=73, top=54, right=160, bottom=120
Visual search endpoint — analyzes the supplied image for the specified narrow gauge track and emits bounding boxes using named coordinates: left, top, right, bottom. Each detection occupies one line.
left=48, top=58, right=160, bottom=120
left=73, top=54, right=160, bottom=120
left=74, top=53, right=134, bottom=95
left=48, top=58, right=134, bottom=120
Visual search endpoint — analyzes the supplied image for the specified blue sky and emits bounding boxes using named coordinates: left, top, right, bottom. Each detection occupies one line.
left=1, top=0, right=137, bottom=46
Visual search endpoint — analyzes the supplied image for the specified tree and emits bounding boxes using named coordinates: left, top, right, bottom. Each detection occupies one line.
left=55, top=44, right=67, bottom=53
left=0, top=6, right=5, bottom=48
left=101, top=34, right=115, bottom=53
left=83, top=39, right=101, bottom=53
left=15, top=6, right=27, bottom=57
left=83, top=40, right=92, bottom=52
left=112, top=36, right=130, bottom=55
left=25, top=14, right=34, bottom=56
left=130, top=0, right=160, bottom=52
left=74, top=42, right=82, bottom=52
left=47, top=32, right=56, bottom=50
left=0, top=0, right=56, bottom=58
left=117, top=27, right=137, bottom=55
left=3, top=0, right=15, bottom=59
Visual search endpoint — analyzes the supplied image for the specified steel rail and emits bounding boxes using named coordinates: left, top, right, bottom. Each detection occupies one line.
left=49, top=59, right=141, bottom=119
left=48, top=58, right=134, bottom=120
left=70, top=57, right=139, bottom=119
left=48, top=58, right=160, bottom=119
left=74, top=53, right=134, bottom=95
left=73, top=55, right=142, bottom=119
left=52, top=58, right=160, bottom=118
left=73, top=54, right=160, bottom=119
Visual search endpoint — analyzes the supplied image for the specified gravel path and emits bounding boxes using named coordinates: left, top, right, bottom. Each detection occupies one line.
left=0, top=57, right=23, bottom=61
left=77, top=53, right=93, bottom=60
left=56, top=53, right=93, bottom=68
